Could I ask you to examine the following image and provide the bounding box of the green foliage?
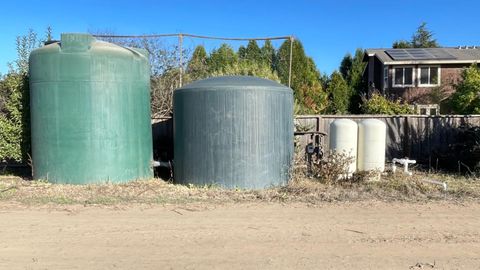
[186,43,279,82]
[337,48,367,113]
[242,40,262,62]
[450,65,480,114]
[319,72,329,90]
[260,40,276,69]
[348,49,366,92]
[339,53,352,79]
[0,28,47,162]
[326,71,350,114]
[8,29,39,75]
[392,22,439,48]
[185,38,327,114]
[361,93,413,115]
[276,39,328,114]
[347,49,366,113]
[186,45,208,81]
[411,22,439,48]
[0,74,30,162]
[210,61,279,81]
[392,40,412,49]
[207,44,238,73]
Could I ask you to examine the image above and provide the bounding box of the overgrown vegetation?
[0,74,30,162]
[361,93,414,115]
[337,48,367,113]
[0,29,46,162]
[325,71,350,114]
[448,125,480,174]
[1,170,479,206]
[310,151,356,184]
[450,64,480,114]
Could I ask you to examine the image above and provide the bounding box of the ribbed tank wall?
[357,119,386,172]
[173,76,294,189]
[329,119,358,176]
[29,33,153,184]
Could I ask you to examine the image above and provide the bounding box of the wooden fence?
[152,115,480,169]
[295,115,480,169]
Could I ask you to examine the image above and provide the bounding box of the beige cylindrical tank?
[357,119,387,172]
[329,119,358,177]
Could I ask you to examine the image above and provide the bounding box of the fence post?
[403,115,410,158]
[178,33,183,87]
[427,116,432,171]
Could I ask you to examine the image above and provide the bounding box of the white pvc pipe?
[392,158,416,176]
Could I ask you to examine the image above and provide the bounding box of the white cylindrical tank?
[329,119,358,177]
[357,119,387,172]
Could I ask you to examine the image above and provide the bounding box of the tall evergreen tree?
[186,45,208,80]
[392,40,412,48]
[207,43,238,73]
[348,48,366,92]
[237,45,247,59]
[260,40,276,69]
[339,53,352,79]
[347,49,367,113]
[243,40,262,62]
[338,48,366,113]
[276,39,327,113]
[326,71,350,114]
[411,22,439,48]
[392,22,439,48]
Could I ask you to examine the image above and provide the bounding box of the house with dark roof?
[363,47,480,113]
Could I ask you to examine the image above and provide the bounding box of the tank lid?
[44,40,59,46]
[60,33,95,52]
[177,76,290,91]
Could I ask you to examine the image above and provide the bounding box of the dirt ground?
[1,202,479,270]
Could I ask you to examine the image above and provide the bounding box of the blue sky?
[0,0,479,75]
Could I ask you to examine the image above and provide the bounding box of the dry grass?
[1,171,480,207]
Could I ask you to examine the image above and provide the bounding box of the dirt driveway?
[1,202,479,269]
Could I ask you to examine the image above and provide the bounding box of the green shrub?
[0,29,41,163]
[0,73,30,162]
[450,64,480,114]
[361,93,413,115]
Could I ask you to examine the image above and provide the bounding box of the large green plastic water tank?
[29,33,153,184]
[174,76,294,189]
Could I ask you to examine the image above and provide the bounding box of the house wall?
[373,57,383,91]
[386,64,467,104]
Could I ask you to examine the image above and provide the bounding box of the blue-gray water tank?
[173,76,294,189]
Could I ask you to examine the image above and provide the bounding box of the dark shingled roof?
[365,47,480,64]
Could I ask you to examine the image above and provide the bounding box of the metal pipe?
[178,34,183,87]
[93,33,292,41]
[421,179,448,191]
[288,36,294,88]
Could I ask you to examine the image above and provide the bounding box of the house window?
[383,66,388,90]
[393,67,414,87]
[418,66,440,86]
